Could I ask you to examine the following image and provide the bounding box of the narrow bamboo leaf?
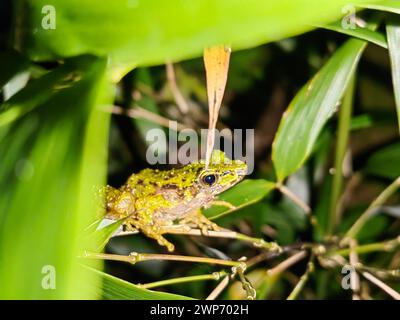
[318,20,387,49]
[272,38,367,181]
[203,179,275,220]
[386,18,400,131]
[0,56,112,299]
[83,266,194,300]
[18,0,380,71]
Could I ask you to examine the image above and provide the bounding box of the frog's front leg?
[208,200,236,211]
[126,214,175,252]
[178,209,220,235]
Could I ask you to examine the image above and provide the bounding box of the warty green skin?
[104,151,247,251]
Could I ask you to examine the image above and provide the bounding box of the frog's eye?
[200,173,218,186]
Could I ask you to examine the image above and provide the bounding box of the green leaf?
[0,50,30,89]
[319,20,387,49]
[272,38,367,181]
[85,219,126,252]
[0,56,113,299]
[364,143,400,179]
[386,17,400,131]
[0,61,87,125]
[203,179,275,220]
[359,0,400,14]
[18,0,382,73]
[83,266,194,300]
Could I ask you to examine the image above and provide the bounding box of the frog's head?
[195,150,247,196]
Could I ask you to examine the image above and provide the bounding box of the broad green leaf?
[386,18,400,131]
[319,20,388,49]
[364,143,400,179]
[84,266,194,300]
[0,61,86,125]
[203,179,275,220]
[18,0,382,73]
[0,56,113,299]
[272,38,367,181]
[359,0,400,14]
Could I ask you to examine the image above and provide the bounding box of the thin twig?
[331,237,400,256]
[160,227,282,252]
[277,184,312,215]
[83,251,243,268]
[206,275,230,300]
[349,238,361,299]
[267,251,308,277]
[336,172,362,226]
[346,177,400,238]
[361,271,400,300]
[166,62,190,114]
[287,256,315,300]
[140,271,227,289]
[110,225,282,252]
[319,253,400,300]
[110,105,188,131]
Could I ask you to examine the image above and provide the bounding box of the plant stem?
[361,271,400,300]
[140,271,227,289]
[287,256,314,300]
[165,62,190,114]
[162,227,282,253]
[345,177,400,238]
[206,275,230,300]
[331,237,400,256]
[328,74,355,236]
[110,104,188,130]
[83,251,243,268]
[349,238,361,299]
[267,251,308,277]
[277,184,311,214]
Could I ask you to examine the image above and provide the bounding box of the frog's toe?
[199,219,220,234]
[156,236,175,252]
[210,221,220,231]
[161,240,175,252]
[166,242,175,252]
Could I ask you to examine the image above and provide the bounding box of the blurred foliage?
[1,0,399,300]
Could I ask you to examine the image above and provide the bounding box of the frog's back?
[104,165,204,221]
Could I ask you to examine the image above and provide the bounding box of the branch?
[361,271,400,300]
[267,251,308,277]
[140,271,227,289]
[277,184,312,215]
[83,251,243,268]
[206,275,230,300]
[346,177,400,238]
[165,62,190,114]
[287,256,315,300]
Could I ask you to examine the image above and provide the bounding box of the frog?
[104,150,247,252]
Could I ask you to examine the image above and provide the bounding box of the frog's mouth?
[236,168,248,177]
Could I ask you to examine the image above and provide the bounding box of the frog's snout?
[235,161,248,177]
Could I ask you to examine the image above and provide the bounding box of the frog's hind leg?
[125,216,175,252]
[178,209,220,235]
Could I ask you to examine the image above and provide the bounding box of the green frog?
[104,150,247,251]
